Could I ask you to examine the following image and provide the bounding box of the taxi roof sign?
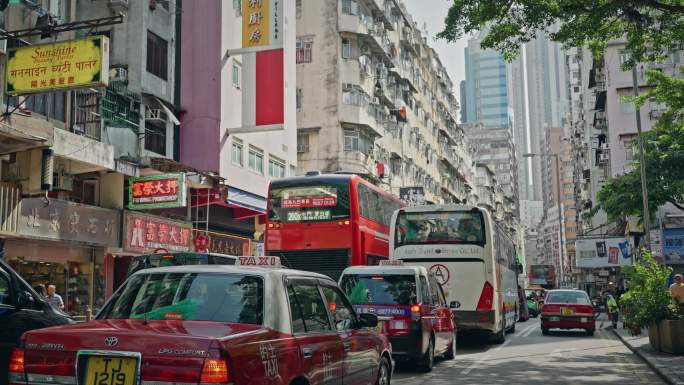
[379,260,404,266]
[237,256,282,268]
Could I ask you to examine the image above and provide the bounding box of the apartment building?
[462,122,519,228]
[295,0,473,205]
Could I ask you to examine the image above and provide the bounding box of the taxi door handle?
[343,342,351,352]
[302,347,314,359]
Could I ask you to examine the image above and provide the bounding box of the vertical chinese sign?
[238,0,284,131]
[6,36,109,95]
[128,173,187,210]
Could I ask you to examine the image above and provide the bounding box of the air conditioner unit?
[371,97,380,104]
[598,153,609,162]
[600,143,609,150]
[110,67,128,83]
[0,39,7,56]
[53,174,74,192]
[108,0,129,12]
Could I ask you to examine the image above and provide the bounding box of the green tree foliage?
[594,69,684,220]
[620,252,682,332]
[438,0,684,62]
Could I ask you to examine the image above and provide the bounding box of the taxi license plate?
[562,308,575,316]
[84,356,137,385]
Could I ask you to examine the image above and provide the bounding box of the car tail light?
[476,282,494,311]
[410,305,421,321]
[9,349,24,373]
[200,350,230,384]
[543,305,560,313]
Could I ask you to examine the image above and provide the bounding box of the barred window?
[296,37,313,64]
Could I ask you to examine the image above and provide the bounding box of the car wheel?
[419,337,435,372]
[376,356,391,385]
[507,321,516,334]
[586,328,595,336]
[444,334,456,360]
[541,326,550,335]
[491,321,506,344]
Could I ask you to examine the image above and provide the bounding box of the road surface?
[393,317,665,385]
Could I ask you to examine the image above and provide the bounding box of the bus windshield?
[394,211,486,247]
[268,183,350,223]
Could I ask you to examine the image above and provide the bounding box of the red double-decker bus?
[266,173,403,280]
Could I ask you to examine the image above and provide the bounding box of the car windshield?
[340,274,417,305]
[100,272,263,324]
[546,291,591,305]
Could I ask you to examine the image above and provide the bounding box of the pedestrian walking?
[670,274,684,303]
[45,284,64,310]
[606,294,619,328]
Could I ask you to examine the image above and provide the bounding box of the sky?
[402,0,469,109]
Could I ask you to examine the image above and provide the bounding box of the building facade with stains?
[294,0,475,205]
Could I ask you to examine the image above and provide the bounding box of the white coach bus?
[389,205,519,343]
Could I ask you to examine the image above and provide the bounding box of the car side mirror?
[358,313,378,328]
[17,290,35,309]
[450,300,461,309]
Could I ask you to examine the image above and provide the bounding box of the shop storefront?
[107,211,193,294]
[4,198,120,320]
[575,236,632,298]
[197,229,251,256]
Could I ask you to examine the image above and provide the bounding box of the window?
[419,276,431,304]
[232,62,241,89]
[269,156,286,178]
[287,285,307,333]
[297,133,310,153]
[343,126,373,153]
[248,146,264,174]
[101,273,264,324]
[342,38,352,59]
[296,37,313,64]
[232,139,244,166]
[624,137,636,161]
[288,282,331,332]
[340,274,417,305]
[296,0,301,18]
[0,272,11,305]
[619,50,631,69]
[429,276,446,305]
[296,88,303,110]
[320,286,356,331]
[289,165,296,177]
[144,121,166,155]
[147,31,168,80]
[342,0,359,15]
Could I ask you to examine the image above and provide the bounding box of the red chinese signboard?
[204,231,251,256]
[194,232,210,252]
[123,212,193,254]
[281,196,337,208]
[128,173,187,210]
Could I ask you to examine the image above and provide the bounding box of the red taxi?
[339,263,455,372]
[9,258,393,385]
[541,289,596,336]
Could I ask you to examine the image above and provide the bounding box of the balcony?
[338,150,376,175]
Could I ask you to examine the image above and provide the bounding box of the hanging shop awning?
[226,187,266,219]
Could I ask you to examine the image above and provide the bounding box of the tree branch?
[640,0,684,13]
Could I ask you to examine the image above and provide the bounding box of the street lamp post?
[632,65,651,251]
[525,153,564,288]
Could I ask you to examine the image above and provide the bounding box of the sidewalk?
[611,324,684,385]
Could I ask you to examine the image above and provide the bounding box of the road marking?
[515,323,536,337]
[461,355,491,375]
[551,348,579,358]
[521,325,537,337]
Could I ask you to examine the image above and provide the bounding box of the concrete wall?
[180,0,222,172]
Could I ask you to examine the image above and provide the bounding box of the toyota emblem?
[104,336,118,347]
